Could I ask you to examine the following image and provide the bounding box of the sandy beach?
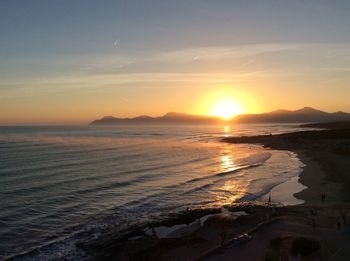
[77,122,350,261]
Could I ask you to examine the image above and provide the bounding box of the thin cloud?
[113,39,119,48]
[158,43,300,62]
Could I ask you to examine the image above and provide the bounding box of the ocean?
[0,124,311,260]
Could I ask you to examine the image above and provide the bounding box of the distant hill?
[301,121,350,130]
[90,107,350,125]
[90,112,221,125]
[234,107,350,123]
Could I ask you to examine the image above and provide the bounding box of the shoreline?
[293,150,342,204]
[76,124,350,260]
[223,127,350,205]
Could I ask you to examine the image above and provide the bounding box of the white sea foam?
[234,151,272,166]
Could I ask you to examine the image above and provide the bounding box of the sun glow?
[210,100,243,120]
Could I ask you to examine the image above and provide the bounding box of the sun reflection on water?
[220,145,235,172]
[214,179,250,205]
[223,125,231,137]
[209,142,250,206]
[220,154,234,172]
[220,126,235,171]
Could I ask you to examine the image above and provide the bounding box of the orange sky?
[2,2,350,124]
[2,80,349,125]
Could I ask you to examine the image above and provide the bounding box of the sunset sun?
[210,100,243,120]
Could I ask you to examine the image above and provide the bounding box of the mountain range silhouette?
[90,107,350,125]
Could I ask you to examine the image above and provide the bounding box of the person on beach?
[340,209,348,225]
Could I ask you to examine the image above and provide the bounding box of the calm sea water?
[0,124,311,260]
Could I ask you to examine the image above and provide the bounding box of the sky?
[1,0,350,124]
